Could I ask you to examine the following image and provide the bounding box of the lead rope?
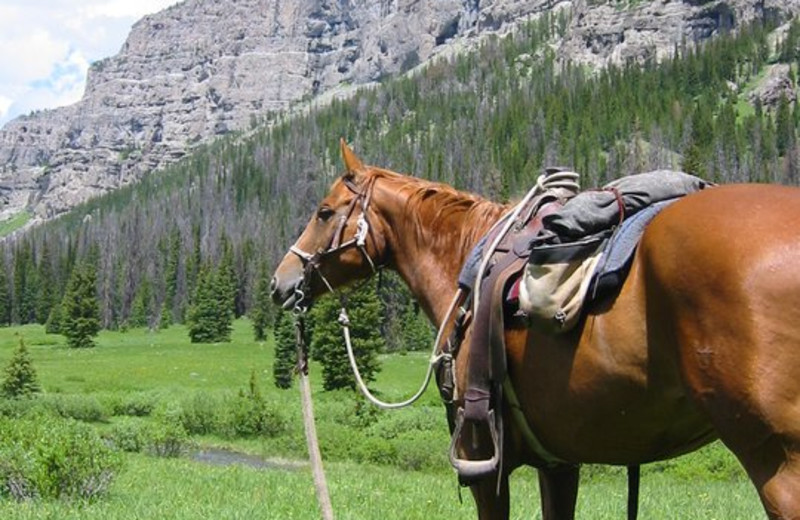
[294,313,334,520]
[338,287,464,410]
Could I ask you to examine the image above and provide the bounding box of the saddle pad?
[589,198,677,299]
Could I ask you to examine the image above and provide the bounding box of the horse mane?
[366,167,508,255]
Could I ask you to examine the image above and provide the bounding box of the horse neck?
[373,174,507,327]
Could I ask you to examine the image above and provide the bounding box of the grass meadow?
[0,320,764,519]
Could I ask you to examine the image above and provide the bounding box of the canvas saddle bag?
[518,234,607,333]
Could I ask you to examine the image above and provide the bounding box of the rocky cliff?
[1,0,798,222]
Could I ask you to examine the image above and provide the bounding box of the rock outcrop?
[1,0,798,222]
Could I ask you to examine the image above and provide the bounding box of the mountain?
[2,5,799,331]
[1,0,798,225]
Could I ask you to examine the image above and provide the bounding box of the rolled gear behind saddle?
[519,170,713,334]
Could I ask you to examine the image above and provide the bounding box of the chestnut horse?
[271,141,800,519]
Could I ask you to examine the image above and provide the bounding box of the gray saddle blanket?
[588,198,675,299]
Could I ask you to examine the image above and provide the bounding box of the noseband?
[288,175,380,311]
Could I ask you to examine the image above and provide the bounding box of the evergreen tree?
[162,227,181,326]
[273,310,296,389]
[218,233,238,318]
[0,266,10,326]
[682,142,707,179]
[129,278,153,328]
[158,304,172,330]
[310,281,383,391]
[251,262,274,342]
[45,301,63,334]
[62,263,101,349]
[310,294,351,391]
[187,263,232,343]
[776,94,795,157]
[400,302,434,352]
[1,338,41,398]
[35,243,55,325]
[13,241,37,324]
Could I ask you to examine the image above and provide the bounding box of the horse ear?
[340,138,365,178]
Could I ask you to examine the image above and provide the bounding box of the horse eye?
[317,207,335,221]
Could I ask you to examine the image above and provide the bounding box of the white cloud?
[81,0,182,20]
[0,0,182,127]
[0,96,12,122]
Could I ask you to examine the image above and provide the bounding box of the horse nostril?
[269,276,278,294]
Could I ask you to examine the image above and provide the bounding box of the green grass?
[0,320,766,518]
[0,457,762,519]
[0,210,32,237]
[2,322,274,395]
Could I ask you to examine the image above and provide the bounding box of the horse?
[271,140,800,519]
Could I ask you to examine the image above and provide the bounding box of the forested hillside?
[1,13,799,335]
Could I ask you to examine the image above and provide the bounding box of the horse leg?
[761,454,800,520]
[538,465,579,520]
[735,440,800,519]
[470,474,510,520]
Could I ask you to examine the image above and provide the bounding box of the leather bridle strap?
[287,176,380,310]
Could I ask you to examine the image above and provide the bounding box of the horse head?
[271,139,389,310]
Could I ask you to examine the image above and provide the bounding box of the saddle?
[441,169,713,484]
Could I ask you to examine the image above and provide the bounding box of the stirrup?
[448,407,500,482]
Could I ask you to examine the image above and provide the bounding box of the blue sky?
[0,0,182,127]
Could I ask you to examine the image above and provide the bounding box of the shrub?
[223,391,286,438]
[0,415,122,501]
[222,372,287,438]
[147,420,190,458]
[41,394,109,423]
[352,436,398,466]
[104,418,150,453]
[174,392,223,435]
[110,391,160,417]
[366,407,441,440]
[392,431,448,471]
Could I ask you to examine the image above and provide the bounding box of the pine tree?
[13,241,37,324]
[273,311,296,389]
[218,233,238,318]
[776,94,795,157]
[62,262,101,349]
[187,263,232,343]
[1,338,41,398]
[310,281,383,391]
[129,278,153,328]
[162,227,181,327]
[45,301,63,334]
[0,266,10,326]
[251,262,274,342]
[400,302,434,352]
[682,141,707,179]
[35,243,55,325]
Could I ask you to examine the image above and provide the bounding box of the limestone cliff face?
[1,0,798,221]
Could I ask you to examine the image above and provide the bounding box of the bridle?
[287,175,380,312]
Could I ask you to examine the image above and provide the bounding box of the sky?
[0,0,183,128]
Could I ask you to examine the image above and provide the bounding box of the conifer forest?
[2,14,800,349]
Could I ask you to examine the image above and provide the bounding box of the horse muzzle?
[270,274,305,310]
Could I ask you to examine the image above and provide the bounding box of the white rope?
[338,289,464,409]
